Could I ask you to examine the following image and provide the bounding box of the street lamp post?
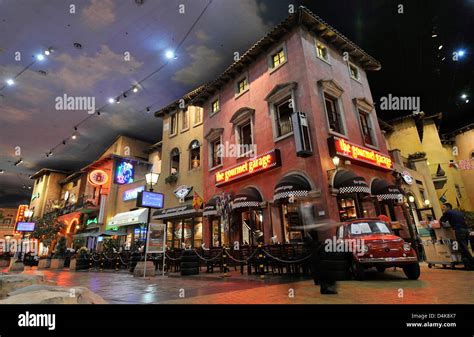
[143,172,160,278]
[19,209,33,262]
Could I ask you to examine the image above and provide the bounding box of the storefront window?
[166,217,203,249]
[338,197,357,221]
[361,199,377,218]
[280,204,302,243]
[166,221,173,248]
[189,140,200,170]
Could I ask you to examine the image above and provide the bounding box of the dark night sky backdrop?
[0,0,473,207]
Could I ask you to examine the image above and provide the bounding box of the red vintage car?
[336,218,420,280]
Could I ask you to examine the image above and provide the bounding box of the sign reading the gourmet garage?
[215,149,281,186]
[329,137,393,170]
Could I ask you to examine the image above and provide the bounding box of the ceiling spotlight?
[72,133,77,140]
[74,126,78,131]
[96,111,101,116]
[431,34,437,38]
[456,49,466,57]
[438,45,443,50]
[14,158,23,166]
[461,94,467,99]
[133,86,139,93]
[46,151,53,157]
[36,54,45,61]
[123,93,127,98]
[108,98,114,104]
[62,140,66,145]
[165,50,175,59]
[146,107,151,112]
[116,98,120,104]
[466,99,470,103]
[44,47,53,55]
[6,78,14,86]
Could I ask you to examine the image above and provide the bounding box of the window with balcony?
[315,40,329,62]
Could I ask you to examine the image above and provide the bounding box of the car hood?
[355,233,403,243]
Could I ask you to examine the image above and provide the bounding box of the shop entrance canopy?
[203,196,219,216]
[371,178,403,201]
[108,208,148,228]
[232,187,263,210]
[333,170,370,195]
[273,174,311,202]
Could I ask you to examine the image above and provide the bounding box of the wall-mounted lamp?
[408,196,415,203]
[332,156,340,167]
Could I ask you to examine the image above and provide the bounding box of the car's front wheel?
[351,259,365,280]
[403,263,421,280]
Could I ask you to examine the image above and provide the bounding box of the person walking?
[440,203,474,270]
[305,230,350,294]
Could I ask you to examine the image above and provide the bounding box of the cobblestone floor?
[19,263,473,304]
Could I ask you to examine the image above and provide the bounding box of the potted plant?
[51,236,67,269]
[0,252,12,268]
[74,246,90,270]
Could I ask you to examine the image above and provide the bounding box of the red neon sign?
[15,205,28,224]
[215,149,281,186]
[332,137,393,170]
[88,169,109,186]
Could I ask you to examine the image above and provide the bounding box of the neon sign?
[115,160,134,185]
[330,137,393,170]
[215,149,281,186]
[88,169,109,186]
[123,186,145,201]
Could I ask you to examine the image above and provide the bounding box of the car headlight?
[403,243,411,252]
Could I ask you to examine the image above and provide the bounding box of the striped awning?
[203,196,218,216]
[232,187,263,210]
[333,170,370,195]
[371,178,403,201]
[274,175,311,202]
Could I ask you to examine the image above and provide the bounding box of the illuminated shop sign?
[329,137,393,170]
[15,222,35,232]
[123,186,145,201]
[115,160,135,185]
[86,217,98,226]
[15,205,28,224]
[137,191,164,209]
[215,149,281,186]
[88,169,109,186]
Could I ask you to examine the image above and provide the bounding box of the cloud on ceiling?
[53,44,143,92]
[82,0,116,29]
[172,45,223,85]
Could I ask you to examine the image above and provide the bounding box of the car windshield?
[349,221,391,235]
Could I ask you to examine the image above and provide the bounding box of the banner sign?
[215,149,281,186]
[328,136,393,170]
[123,186,145,201]
[146,223,166,253]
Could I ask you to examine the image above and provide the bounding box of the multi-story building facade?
[383,113,472,213]
[0,207,20,240]
[441,124,474,211]
[192,7,407,247]
[151,88,205,249]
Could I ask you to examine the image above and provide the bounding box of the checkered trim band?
[203,210,218,216]
[338,186,371,194]
[377,193,403,201]
[232,201,260,209]
[274,190,309,201]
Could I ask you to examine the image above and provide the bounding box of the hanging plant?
[165,174,178,184]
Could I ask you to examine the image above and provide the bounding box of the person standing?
[440,203,474,270]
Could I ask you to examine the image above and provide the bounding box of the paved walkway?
[19,263,473,304]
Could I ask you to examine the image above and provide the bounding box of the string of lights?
[1,1,212,166]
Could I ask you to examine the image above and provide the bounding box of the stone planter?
[50,259,65,269]
[37,259,51,269]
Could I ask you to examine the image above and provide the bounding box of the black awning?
[371,178,403,201]
[274,175,311,202]
[232,187,263,210]
[333,170,370,195]
[203,196,219,216]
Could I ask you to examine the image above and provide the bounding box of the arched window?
[170,148,180,175]
[189,140,200,169]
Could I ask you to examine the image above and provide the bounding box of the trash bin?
[180,250,199,276]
